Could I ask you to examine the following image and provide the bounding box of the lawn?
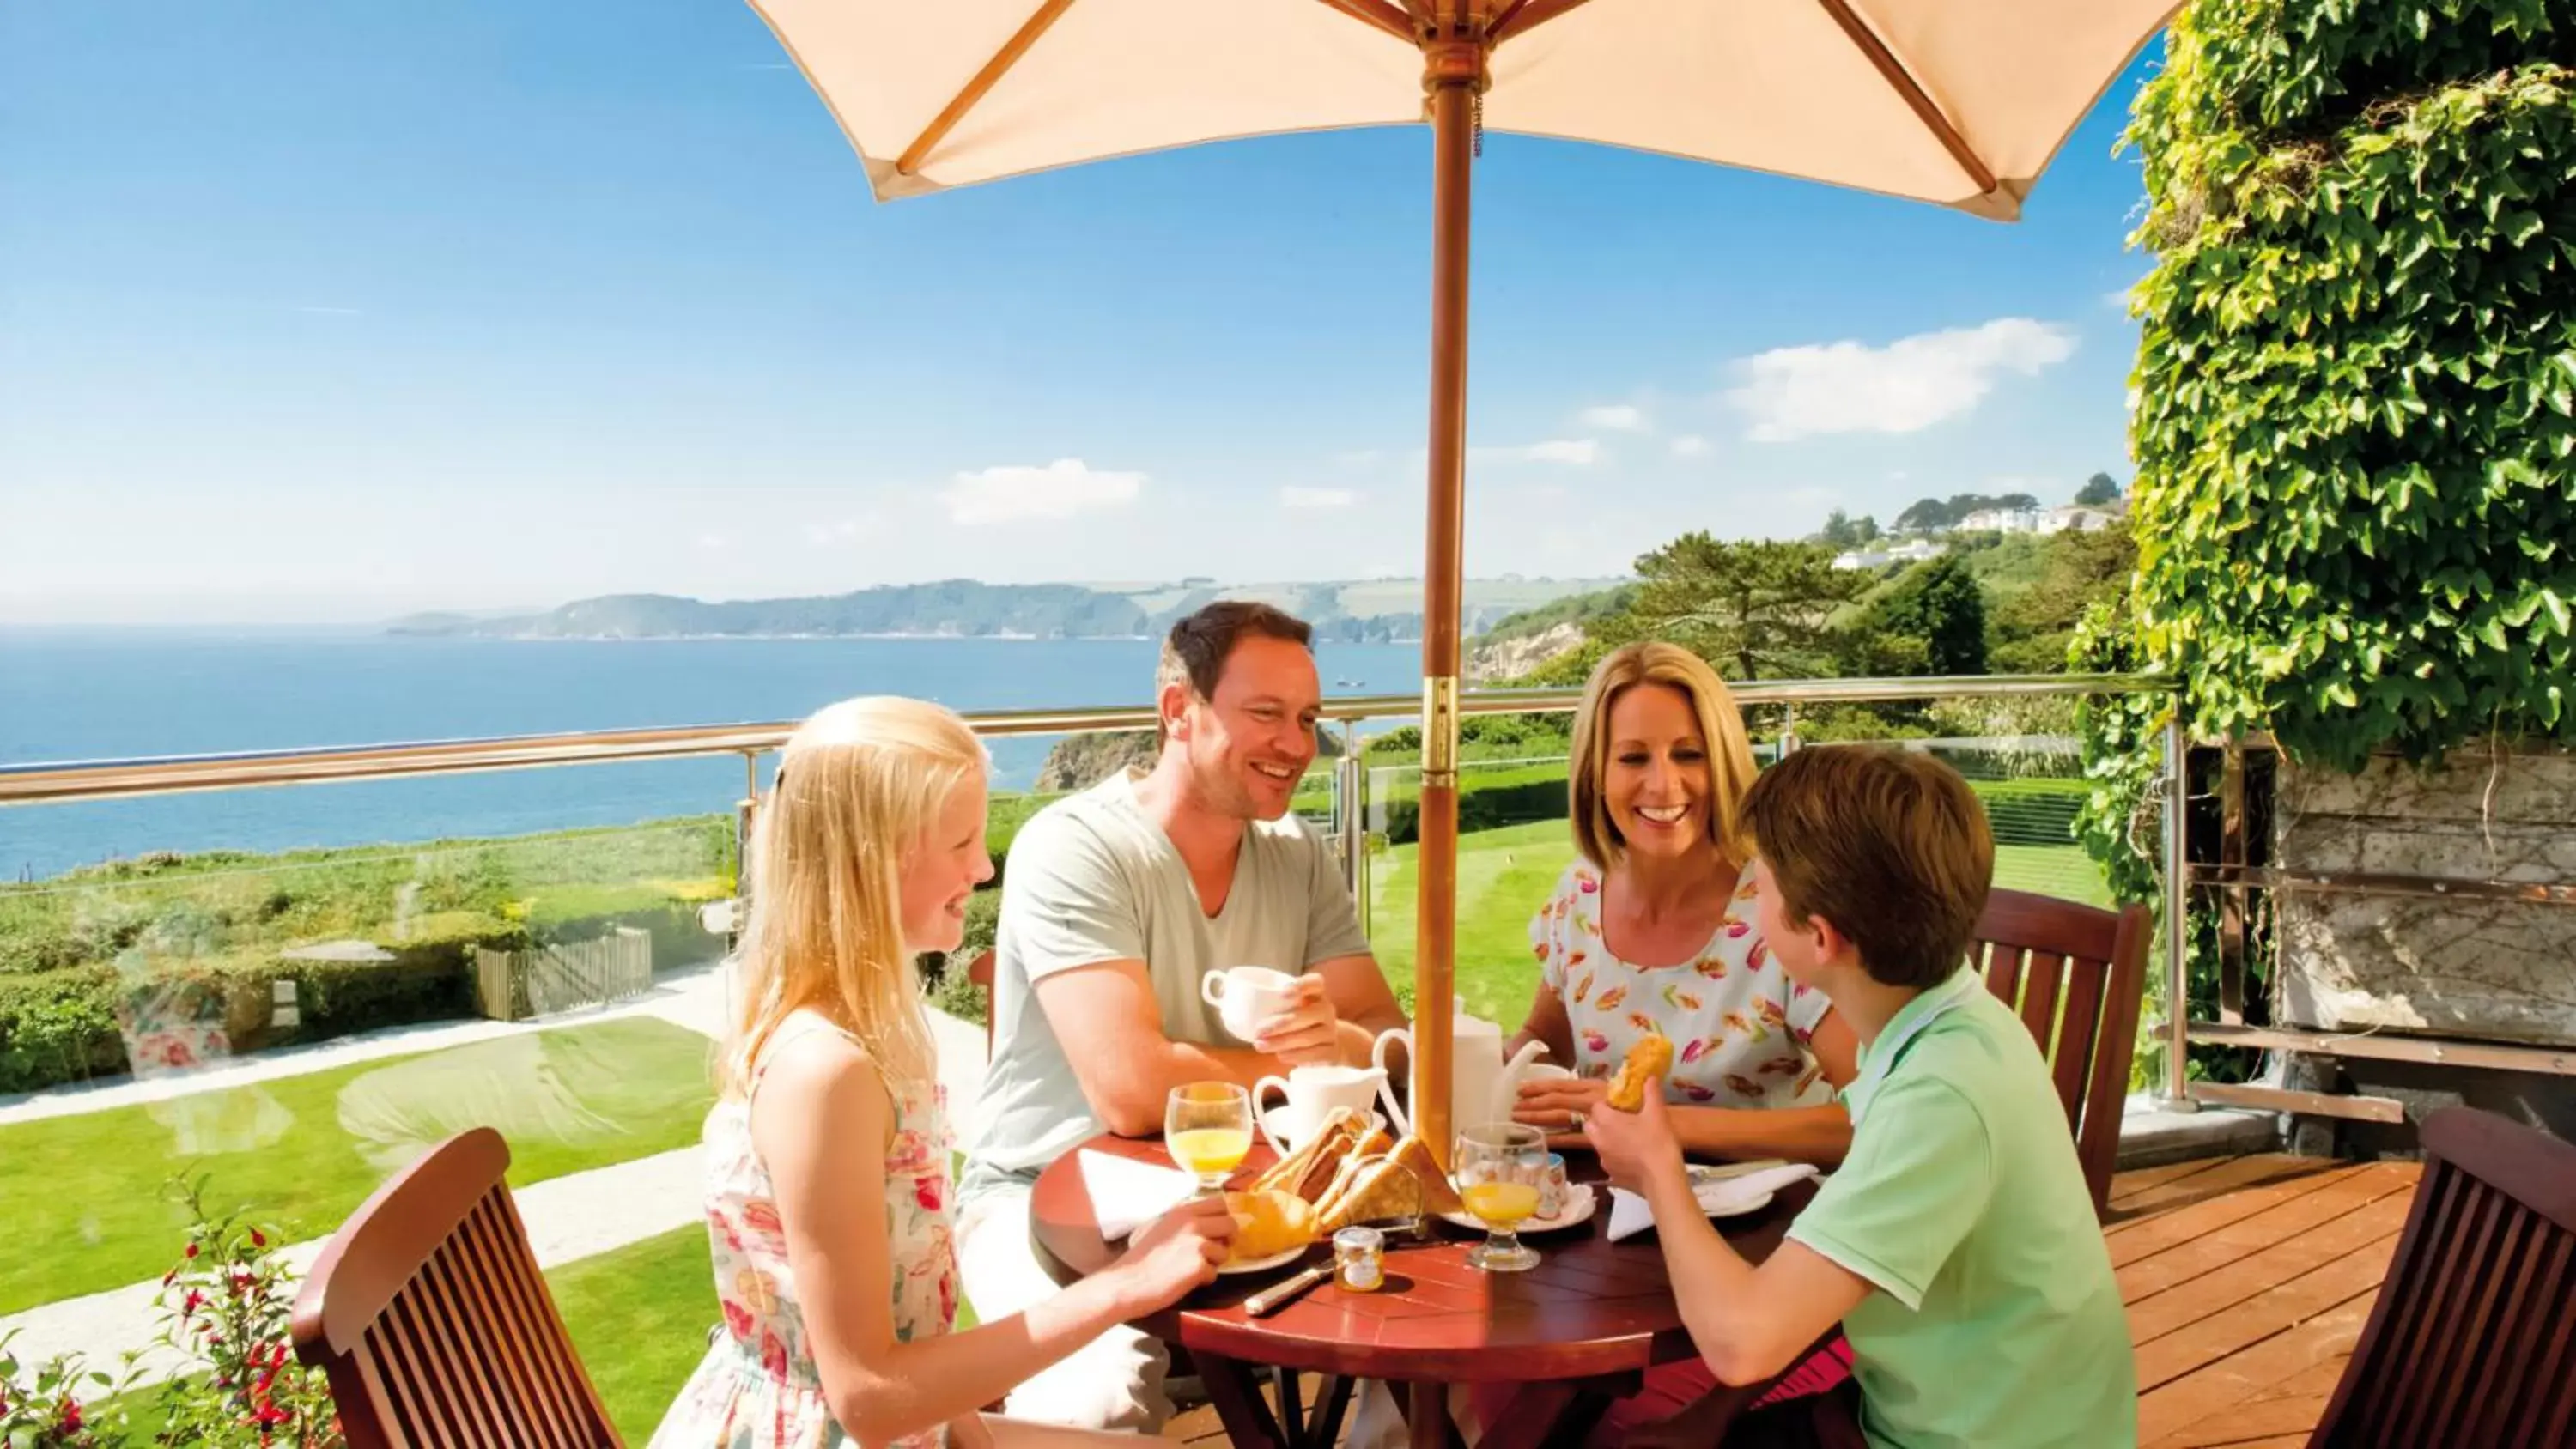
[0,1015,716,1314]
[1364,820,2113,1024]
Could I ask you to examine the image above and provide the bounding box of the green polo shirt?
[1787,974,2137,1448]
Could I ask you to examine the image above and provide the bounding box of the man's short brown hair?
[1741,746,1995,990]
[1157,601,1313,725]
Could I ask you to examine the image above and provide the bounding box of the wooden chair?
[2307,1106,2576,1447]
[1969,887,2153,1216]
[292,1127,622,1448]
[967,948,996,1056]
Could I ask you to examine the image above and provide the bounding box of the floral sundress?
[649,1019,961,1449]
[1532,859,1837,1106]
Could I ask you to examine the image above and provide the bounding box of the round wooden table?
[1030,1133,1818,1449]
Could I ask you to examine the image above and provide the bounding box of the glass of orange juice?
[1455,1122,1546,1272]
[1165,1082,1254,1196]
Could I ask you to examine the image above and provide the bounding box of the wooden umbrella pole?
[1413,33,1483,1178]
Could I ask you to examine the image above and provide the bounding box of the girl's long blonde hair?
[720,696,987,1100]
[1567,641,1760,873]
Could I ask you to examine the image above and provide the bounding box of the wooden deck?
[1162,1152,2419,1446]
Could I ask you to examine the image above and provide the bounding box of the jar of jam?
[1334,1225,1386,1292]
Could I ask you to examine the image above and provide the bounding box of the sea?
[0,629,1423,882]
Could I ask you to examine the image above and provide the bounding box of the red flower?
[913,1176,943,1212]
[723,1301,755,1342]
[60,1399,84,1432]
[250,1229,267,1248]
[186,1242,201,1258]
[184,1288,207,1316]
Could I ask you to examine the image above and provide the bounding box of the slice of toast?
[1387,1134,1464,1216]
[1249,1106,1357,1197]
[1315,1152,1423,1234]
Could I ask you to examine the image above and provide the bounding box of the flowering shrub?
[0,1331,137,1448]
[146,1178,341,1449]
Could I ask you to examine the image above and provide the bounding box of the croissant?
[1606,1034,1675,1112]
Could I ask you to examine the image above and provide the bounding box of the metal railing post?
[1335,722,1369,923]
[2161,712,2197,1109]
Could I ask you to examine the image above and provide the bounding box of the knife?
[1239,1218,1441,1317]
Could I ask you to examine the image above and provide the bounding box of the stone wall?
[2275,746,2576,1046]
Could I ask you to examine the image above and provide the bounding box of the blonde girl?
[651,697,1233,1449]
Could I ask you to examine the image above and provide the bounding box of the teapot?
[1370,1011,1551,1137]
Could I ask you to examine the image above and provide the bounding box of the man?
[1585,747,2136,1448]
[958,600,1409,1432]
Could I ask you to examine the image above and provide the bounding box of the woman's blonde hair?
[1568,641,1759,872]
[720,696,987,1099]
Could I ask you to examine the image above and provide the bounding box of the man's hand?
[1514,1074,1610,1131]
[1252,973,1345,1066]
[1583,1088,1688,1197]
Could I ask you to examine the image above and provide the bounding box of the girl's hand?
[1109,1197,1236,1313]
[1514,1075,1609,1131]
[1582,1089,1686,1197]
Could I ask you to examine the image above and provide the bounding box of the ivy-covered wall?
[2121,0,2574,772]
[2081,0,2576,1081]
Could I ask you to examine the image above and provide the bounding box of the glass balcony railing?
[0,674,2178,1439]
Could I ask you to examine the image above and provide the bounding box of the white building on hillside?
[1957,506,2047,533]
[1833,538,1950,570]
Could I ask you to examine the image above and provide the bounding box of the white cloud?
[1669,434,1711,458]
[940,458,1145,526]
[1473,439,1601,466]
[1280,486,1360,509]
[1722,318,2077,442]
[1578,403,1649,432]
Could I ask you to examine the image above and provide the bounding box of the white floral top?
[1531,860,1836,1107]
[649,1017,960,1449]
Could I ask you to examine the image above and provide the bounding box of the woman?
[650,697,1235,1449]
[1510,642,1860,1161]
[1485,643,1861,1445]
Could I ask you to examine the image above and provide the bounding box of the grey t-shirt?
[959,768,1374,1204]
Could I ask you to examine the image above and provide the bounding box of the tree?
[2075,472,2122,506]
[1895,497,1952,533]
[1604,534,1868,680]
[1818,509,1863,549]
[1861,555,1989,676]
[1853,513,1881,544]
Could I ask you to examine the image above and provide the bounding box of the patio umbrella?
[749,0,2176,1164]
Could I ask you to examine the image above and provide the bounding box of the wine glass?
[1165,1082,1254,1197]
[1454,1122,1546,1272]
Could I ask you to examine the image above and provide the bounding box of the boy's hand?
[1582,1088,1686,1197]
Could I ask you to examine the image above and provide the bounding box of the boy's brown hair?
[1740,746,1996,990]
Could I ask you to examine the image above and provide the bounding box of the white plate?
[1217,1245,1313,1276]
[1438,1183,1598,1234]
[1688,1159,1792,1185]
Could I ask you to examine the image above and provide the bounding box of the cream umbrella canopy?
[749,0,2175,1165]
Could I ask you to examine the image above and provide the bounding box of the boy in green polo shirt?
[1584,746,2136,1448]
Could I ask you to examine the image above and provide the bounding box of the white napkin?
[1605,1163,1820,1242]
[1078,1149,1197,1240]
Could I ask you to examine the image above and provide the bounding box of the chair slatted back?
[2312,1107,2576,1448]
[969,948,997,1056]
[1969,888,2153,1216]
[292,1127,622,1448]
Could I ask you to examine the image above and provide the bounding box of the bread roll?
[1222,1189,1319,1262]
[1605,1034,1675,1112]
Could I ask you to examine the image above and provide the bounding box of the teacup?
[1200,965,1299,1043]
[1254,1063,1390,1154]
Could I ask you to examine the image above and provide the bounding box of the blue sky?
[1,2,2160,625]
